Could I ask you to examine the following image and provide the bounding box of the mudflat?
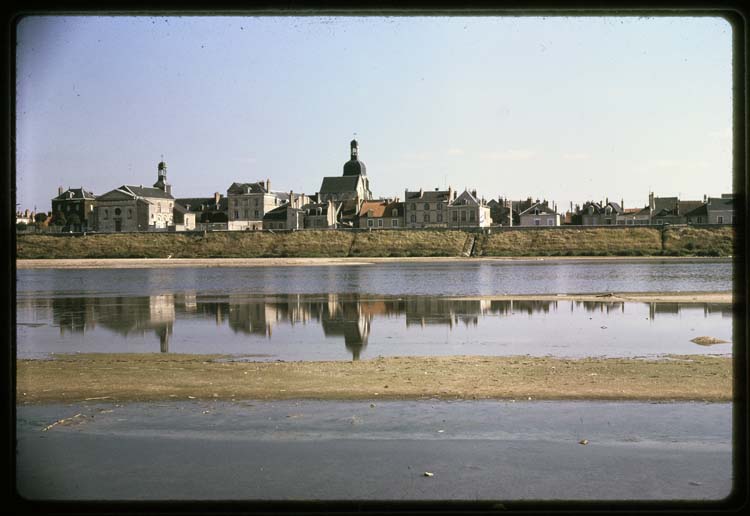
[16,353,732,404]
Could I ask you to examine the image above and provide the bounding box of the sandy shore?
[16,255,732,270]
[16,353,732,404]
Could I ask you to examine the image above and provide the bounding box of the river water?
[16,260,734,360]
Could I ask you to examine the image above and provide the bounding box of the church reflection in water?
[38,294,733,360]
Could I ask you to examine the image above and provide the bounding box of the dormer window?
[392,209,398,217]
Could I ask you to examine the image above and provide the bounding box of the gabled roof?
[228,182,267,195]
[319,176,362,194]
[53,187,96,201]
[302,202,336,216]
[683,203,708,217]
[452,190,480,206]
[124,185,174,199]
[359,200,388,218]
[519,202,557,216]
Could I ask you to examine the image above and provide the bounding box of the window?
[254,210,260,218]
[392,209,398,217]
[368,219,374,227]
[534,219,540,226]
[437,203,443,211]
[127,209,132,219]
[392,219,399,227]
[452,211,458,222]
[469,211,475,222]
[437,213,443,222]
[657,219,663,225]
[244,209,249,218]
[423,213,430,223]
[717,216,724,224]
[378,219,383,227]
[461,211,467,222]
[424,203,430,211]
[411,203,416,210]
[157,204,161,213]
[114,208,121,216]
[410,214,416,223]
[234,199,239,207]
[547,219,554,226]
[103,209,109,220]
[254,199,259,206]
[234,210,239,219]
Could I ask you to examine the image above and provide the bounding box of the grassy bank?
[16,226,735,259]
[17,353,732,404]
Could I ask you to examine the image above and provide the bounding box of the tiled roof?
[176,197,225,212]
[359,200,387,218]
[453,190,480,206]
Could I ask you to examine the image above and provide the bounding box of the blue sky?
[16,15,732,213]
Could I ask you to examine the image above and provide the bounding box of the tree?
[52,211,67,226]
[67,213,81,228]
[16,221,27,232]
[34,212,47,224]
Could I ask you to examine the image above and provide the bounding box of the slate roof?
[404,190,451,202]
[683,204,708,217]
[319,176,362,194]
[176,197,228,212]
[123,185,174,199]
[53,188,96,200]
[343,158,367,177]
[708,196,734,208]
[519,202,557,216]
[263,204,290,221]
[302,202,333,216]
[452,190,480,206]
[228,182,267,194]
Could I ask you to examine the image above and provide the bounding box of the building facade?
[51,187,97,231]
[357,199,405,229]
[226,179,289,230]
[95,162,174,232]
[403,187,455,228]
[519,202,560,226]
[447,190,491,228]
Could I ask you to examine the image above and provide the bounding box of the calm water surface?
[16,259,732,298]
[16,261,733,361]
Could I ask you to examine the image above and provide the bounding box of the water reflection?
[16,294,734,360]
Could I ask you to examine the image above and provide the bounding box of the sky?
[15,15,733,214]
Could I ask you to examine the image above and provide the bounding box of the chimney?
[703,194,707,203]
[214,192,220,207]
[621,198,624,210]
[58,186,63,196]
[649,192,655,211]
[419,188,423,197]
[266,178,270,192]
[472,189,477,198]
[605,196,609,206]
[289,190,294,208]
[448,185,453,201]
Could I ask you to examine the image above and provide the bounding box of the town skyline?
[16,15,733,213]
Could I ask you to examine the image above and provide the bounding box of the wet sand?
[16,353,732,404]
[15,255,732,270]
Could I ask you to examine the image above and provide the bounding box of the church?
[318,139,372,205]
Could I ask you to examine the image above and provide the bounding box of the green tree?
[67,213,81,228]
[52,211,67,226]
[34,212,47,224]
[16,221,27,232]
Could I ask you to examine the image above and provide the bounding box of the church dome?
[343,158,367,176]
[343,138,366,176]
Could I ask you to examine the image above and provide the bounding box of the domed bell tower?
[153,160,171,195]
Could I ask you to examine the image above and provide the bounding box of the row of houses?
[28,139,736,233]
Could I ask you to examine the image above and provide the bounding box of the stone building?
[95,161,174,232]
[403,187,455,228]
[357,199,405,229]
[262,192,311,230]
[51,187,97,231]
[226,179,290,230]
[518,201,560,226]
[706,195,735,224]
[447,189,491,228]
[175,192,228,225]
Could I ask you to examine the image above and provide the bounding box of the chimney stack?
[266,178,270,192]
[58,186,63,196]
[214,192,221,207]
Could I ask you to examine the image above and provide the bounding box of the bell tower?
[153,158,171,195]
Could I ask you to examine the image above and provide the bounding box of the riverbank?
[15,226,735,259]
[16,353,732,404]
